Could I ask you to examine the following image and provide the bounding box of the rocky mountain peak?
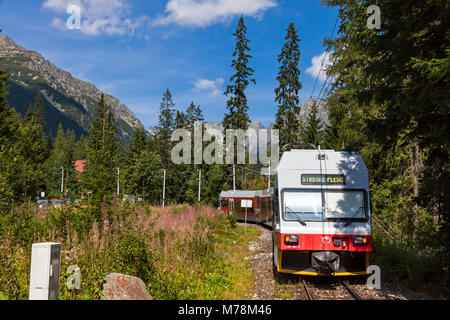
[0,34,144,141]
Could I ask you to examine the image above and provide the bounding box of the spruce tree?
[44,124,77,197]
[274,23,302,149]
[25,93,46,131]
[0,46,20,204]
[0,61,16,147]
[83,94,119,205]
[123,127,149,195]
[186,102,204,128]
[300,101,323,147]
[223,16,255,130]
[156,89,176,167]
[175,110,188,129]
[323,0,450,271]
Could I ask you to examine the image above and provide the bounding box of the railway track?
[340,279,363,300]
[302,277,364,300]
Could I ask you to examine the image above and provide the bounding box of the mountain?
[298,97,329,125]
[0,35,144,142]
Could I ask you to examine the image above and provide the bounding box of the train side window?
[220,199,228,209]
[273,190,280,223]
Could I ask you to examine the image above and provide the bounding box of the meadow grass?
[0,201,259,300]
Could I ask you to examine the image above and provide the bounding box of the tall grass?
[371,225,449,299]
[0,200,250,300]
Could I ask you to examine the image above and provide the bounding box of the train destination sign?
[301,174,346,185]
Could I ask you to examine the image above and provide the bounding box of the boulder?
[103,273,152,300]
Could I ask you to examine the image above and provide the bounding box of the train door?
[272,189,281,268]
[220,198,229,214]
[255,196,260,222]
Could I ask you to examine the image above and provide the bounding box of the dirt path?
[243,223,433,300]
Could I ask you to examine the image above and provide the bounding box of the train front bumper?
[277,250,370,276]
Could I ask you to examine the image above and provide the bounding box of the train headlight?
[284,235,299,244]
[353,236,368,245]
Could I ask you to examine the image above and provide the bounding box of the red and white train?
[220,149,372,276]
[219,189,273,224]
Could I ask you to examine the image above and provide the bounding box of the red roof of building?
[74,160,86,174]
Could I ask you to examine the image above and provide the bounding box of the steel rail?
[340,280,363,300]
[302,278,315,300]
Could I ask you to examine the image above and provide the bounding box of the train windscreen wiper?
[285,206,307,226]
[344,207,364,227]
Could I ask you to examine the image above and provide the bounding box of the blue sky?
[0,0,338,129]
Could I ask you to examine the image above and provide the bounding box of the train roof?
[220,188,273,199]
[275,149,369,189]
[276,149,367,171]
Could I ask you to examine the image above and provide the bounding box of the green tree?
[175,110,188,129]
[300,101,324,147]
[45,124,78,198]
[25,93,46,131]
[122,127,149,196]
[17,113,48,199]
[156,89,176,167]
[0,37,21,205]
[83,94,120,205]
[0,62,17,148]
[186,102,204,128]
[73,134,89,160]
[126,150,162,202]
[274,23,302,149]
[223,16,255,131]
[322,0,450,279]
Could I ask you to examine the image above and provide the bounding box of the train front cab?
[272,150,372,277]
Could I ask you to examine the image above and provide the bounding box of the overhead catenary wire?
[314,41,344,103]
[316,72,337,103]
[309,13,340,104]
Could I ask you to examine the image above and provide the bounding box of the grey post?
[60,167,64,194]
[233,165,236,191]
[163,169,166,209]
[198,169,202,203]
[117,167,120,196]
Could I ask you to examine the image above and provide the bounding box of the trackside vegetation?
[0,202,259,300]
[0,0,448,299]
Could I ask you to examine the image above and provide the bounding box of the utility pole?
[198,169,202,203]
[268,160,271,190]
[60,167,64,194]
[117,167,120,196]
[233,165,236,191]
[162,169,166,210]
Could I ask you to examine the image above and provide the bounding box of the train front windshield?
[282,190,366,222]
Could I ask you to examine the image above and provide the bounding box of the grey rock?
[103,273,152,300]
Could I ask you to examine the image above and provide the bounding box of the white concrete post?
[29,243,61,300]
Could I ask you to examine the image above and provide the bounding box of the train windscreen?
[282,190,366,222]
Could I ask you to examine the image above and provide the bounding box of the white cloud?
[194,78,224,97]
[42,0,150,36]
[306,51,333,82]
[153,0,278,27]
